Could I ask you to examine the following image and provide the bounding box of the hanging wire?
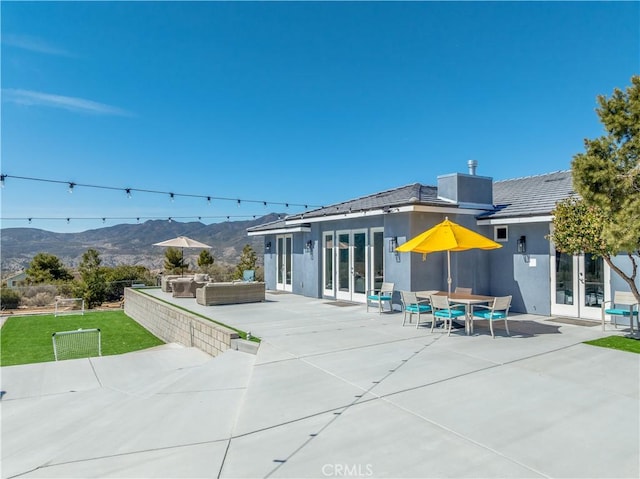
[0,173,321,209]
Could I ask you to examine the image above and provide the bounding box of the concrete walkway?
[2,291,638,478]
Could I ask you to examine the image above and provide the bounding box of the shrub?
[1,288,21,309]
[20,285,59,307]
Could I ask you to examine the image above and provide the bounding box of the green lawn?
[1,310,164,366]
[584,335,640,354]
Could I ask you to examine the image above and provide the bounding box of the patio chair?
[367,282,394,314]
[400,291,433,329]
[430,294,466,336]
[454,287,472,294]
[471,295,512,338]
[601,291,639,332]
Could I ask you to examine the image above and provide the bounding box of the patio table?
[416,291,494,335]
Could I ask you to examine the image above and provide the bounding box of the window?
[494,226,508,242]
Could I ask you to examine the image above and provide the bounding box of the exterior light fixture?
[265,241,272,252]
[305,240,313,253]
[518,236,527,254]
[389,236,398,253]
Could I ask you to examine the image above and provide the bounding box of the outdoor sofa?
[161,274,186,292]
[196,281,266,306]
[169,273,210,298]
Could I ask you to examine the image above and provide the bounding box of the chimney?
[467,159,478,175]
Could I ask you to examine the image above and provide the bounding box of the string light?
[169,192,175,202]
[0,173,323,209]
[0,214,278,224]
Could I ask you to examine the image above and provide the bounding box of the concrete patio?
[2,290,638,478]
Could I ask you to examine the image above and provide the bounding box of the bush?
[1,288,21,309]
[201,263,235,282]
[20,285,59,307]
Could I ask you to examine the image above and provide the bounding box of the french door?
[551,250,609,319]
[323,232,335,297]
[276,234,293,292]
[335,229,368,302]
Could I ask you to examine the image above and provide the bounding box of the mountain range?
[0,214,281,274]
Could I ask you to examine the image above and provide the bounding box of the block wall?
[124,288,239,357]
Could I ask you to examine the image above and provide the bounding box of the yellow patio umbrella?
[395,217,502,295]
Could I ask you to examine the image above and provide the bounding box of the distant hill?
[0,214,281,274]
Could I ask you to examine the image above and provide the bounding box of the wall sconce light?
[305,240,313,253]
[517,235,526,254]
[388,236,398,253]
[265,241,272,252]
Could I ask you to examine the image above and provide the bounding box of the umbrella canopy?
[395,218,502,295]
[153,236,212,276]
[153,236,212,249]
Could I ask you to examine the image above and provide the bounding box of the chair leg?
[504,318,510,336]
[489,320,495,338]
[416,311,421,329]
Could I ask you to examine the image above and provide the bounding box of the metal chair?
[400,291,433,329]
[430,294,466,336]
[601,291,639,332]
[366,282,394,314]
[472,295,512,338]
[454,287,472,294]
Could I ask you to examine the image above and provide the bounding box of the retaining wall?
[124,288,239,357]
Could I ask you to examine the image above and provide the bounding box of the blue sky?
[1,1,638,233]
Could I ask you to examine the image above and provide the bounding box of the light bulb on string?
[68,182,75,194]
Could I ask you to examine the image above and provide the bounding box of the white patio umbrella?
[153,236,212,276]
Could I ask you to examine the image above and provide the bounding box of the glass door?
[323,232,335,297]
[336,229,368,302]
[371,228,384,292]
[276,234,292,292]
[551,250,608,319]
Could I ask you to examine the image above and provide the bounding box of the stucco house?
[248,162,637,321]
[4,271,27,288]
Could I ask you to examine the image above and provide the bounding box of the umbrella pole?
[447,250,452,296]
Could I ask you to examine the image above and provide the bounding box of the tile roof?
[481,170,577,219]
[248,170,577,232]
[248,183,452,232]
[289,183,451,220]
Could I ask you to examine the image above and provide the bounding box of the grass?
[1,310,164,366]
[584,335,640,354]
